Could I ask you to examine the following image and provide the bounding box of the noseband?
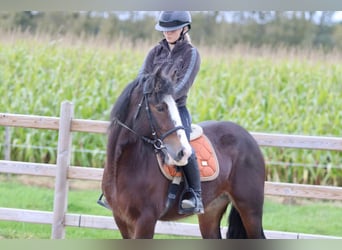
[114,92,184,151]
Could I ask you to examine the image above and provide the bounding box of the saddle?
[157,124,219,182]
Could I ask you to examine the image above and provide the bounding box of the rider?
[139,11,204,214]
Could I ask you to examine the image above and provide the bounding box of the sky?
[333,11,342,22]
[112,11,342,23]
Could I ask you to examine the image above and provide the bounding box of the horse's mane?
[109,78,140,124]
[106,77,141,179]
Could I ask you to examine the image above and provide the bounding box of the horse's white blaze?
[163,95,192,165]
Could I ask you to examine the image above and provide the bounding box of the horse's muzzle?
[164,145,192,166]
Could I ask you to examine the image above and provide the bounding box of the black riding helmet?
[155,11,191,39]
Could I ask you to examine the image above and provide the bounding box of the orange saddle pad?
[159,134,219,182]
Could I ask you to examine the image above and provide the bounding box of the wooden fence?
[1,101,342,239]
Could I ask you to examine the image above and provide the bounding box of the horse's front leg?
[113,214,132,239]
[132,212,158,239]
[115,209,158,238]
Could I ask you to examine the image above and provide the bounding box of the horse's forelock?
[152,72,174,103]
[150,63,175,97]
[138,72,172,107]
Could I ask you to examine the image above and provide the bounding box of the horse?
[101,68,266,239]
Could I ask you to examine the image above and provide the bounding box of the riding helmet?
[155,11,191,32]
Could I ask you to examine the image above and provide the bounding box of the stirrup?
[178,188,204,215]
[97,193,111,210]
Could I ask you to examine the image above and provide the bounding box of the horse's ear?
[168,65,178,83]
[148,64,164,92]
[142,74,153,94]
[153,64,164,78]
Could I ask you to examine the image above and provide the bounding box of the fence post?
[4,127,11,180]
[4,127,11,161]
[51,101,74,239]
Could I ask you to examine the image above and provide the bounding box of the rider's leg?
[178,105,204,214]
[181,152,204,214]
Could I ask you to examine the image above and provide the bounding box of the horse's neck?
[117,140,155,171]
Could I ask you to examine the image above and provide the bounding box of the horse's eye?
[156,104,165,112]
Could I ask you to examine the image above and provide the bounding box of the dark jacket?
[139,38,200,107]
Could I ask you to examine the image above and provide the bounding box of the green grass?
[0,175,341,239]
[263,199,342,236]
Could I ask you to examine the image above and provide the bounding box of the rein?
[114,93,184,151]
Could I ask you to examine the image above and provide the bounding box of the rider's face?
[163,28,183,44]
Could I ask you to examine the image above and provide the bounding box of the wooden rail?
[1,113,342,150]
[1,101,342,239]
[1,160,342,201]
[0,207,341,239]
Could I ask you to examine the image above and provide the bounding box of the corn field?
[0,34,342,186]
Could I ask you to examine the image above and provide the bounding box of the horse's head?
[133,68,192,166]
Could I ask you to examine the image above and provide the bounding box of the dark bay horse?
[101,69,266,239]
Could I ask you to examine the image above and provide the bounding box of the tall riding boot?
[181,153,204,214]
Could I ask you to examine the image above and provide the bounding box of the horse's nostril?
[177,149,184,161]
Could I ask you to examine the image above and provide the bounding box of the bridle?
[113,90,184,152]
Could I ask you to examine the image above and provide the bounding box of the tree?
[332,23,342,49]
